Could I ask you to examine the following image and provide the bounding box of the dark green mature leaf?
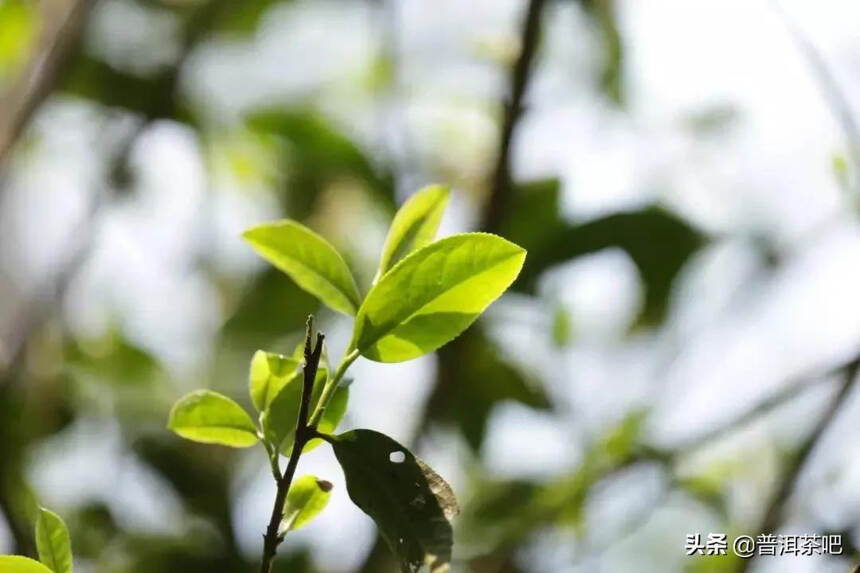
[330,430,459,573]
[248,351,300,412]
[498,179,567,258]
[36,508,73,573]
[376,185,450,279]
[428,326,551,451]
[0,556,54,573]
[352,234,526,363]
[503,179,705,325]
[280,475,333,533]
[62,55,171,118]
[247,109,396,214]
[526,207,703,325]
[168,391,259,448]
[67,502,117,560]
[244,220,362,316]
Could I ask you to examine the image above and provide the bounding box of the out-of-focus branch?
[772,3,860,193]
[359,3,548,571]
[483,0,546,233]
[738,357,860,572]
[0,0,95,170]
[0,0,229,555]
[0,133,104,553]
[669,354,860,456]
[415,0,548,439]
[456,351,860,567]
[0,0,229,379]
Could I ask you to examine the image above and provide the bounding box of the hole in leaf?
[389,451,406,463]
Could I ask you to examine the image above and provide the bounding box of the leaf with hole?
[0,556,55,573]
[330,429,459,573]
[280,475,333,533]
[36,508,73,573]
[376,185,450,279]
[351,233,526,362]
[243,220,361,316]
[249,350,301,412]
[168,390,259,448]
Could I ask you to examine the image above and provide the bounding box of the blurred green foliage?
[5,0,807,570]
[505,178,705,326]
[247,109,396,217]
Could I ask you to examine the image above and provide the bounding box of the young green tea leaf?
[0,556,55,572]
[168,390,259,448]
[376,185,450,279]
[331,430,459,573]
[280,475,333,533]
[243,220,361,316]
[35,508,73,573]
[262,367,348,454]
[249,350,301,412]
[351,233,526,362]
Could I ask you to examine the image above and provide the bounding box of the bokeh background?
[2,0,860,571]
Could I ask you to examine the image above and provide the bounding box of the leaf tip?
[425,183,450,200]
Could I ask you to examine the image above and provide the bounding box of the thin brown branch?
[259,317,324,573]
[483,0,546,233]
[0,0,95,169]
